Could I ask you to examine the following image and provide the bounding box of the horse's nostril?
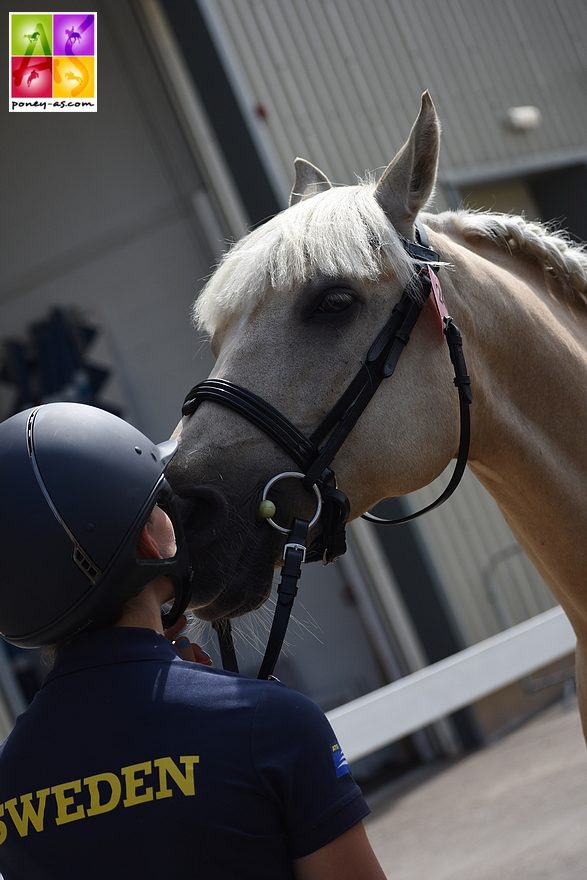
[175,485,229,549]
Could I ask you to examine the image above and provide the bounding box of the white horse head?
[169,94,460,613]
[169,92,587,712]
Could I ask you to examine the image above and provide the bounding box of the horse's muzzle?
[172,483,230,553]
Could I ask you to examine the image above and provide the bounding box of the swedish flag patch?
[331,742,350,778]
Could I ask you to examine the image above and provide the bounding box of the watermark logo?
[9,12,97,112]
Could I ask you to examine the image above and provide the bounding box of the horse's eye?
[315,289,355,315]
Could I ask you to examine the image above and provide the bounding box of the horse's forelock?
[193,183,415,334]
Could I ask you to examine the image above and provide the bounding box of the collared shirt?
[0,627,368,879]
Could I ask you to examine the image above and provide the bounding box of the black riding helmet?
[0,402,192,648]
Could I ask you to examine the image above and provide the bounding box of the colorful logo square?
[9,12,97,112]
[10,13,53,56]
[11,56,53,98]
[53,13,95,56]
[54,55,95,99]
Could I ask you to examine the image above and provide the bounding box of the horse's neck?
[441,232,587,635]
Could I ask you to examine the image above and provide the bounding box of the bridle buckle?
[282,542,307,564]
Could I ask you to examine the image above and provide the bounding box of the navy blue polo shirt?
[0,627,369,879]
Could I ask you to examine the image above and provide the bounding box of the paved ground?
[365,699,587,879]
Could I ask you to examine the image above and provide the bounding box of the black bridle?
[181,223,472,678]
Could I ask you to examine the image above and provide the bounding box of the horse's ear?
[375,91,440,235]
[289,157,332,206]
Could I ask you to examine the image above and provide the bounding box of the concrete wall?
[201,0,587,206]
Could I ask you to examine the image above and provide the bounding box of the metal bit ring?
[261,471,322,536]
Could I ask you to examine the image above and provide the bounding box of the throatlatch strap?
[362,316,472,526]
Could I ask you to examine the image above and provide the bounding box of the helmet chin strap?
[156,484,194,630]
[160,572,194,630]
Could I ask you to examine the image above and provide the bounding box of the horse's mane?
[429,210,587,296]
[194,182,417,334]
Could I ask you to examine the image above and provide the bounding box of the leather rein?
[181,223,472,679]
